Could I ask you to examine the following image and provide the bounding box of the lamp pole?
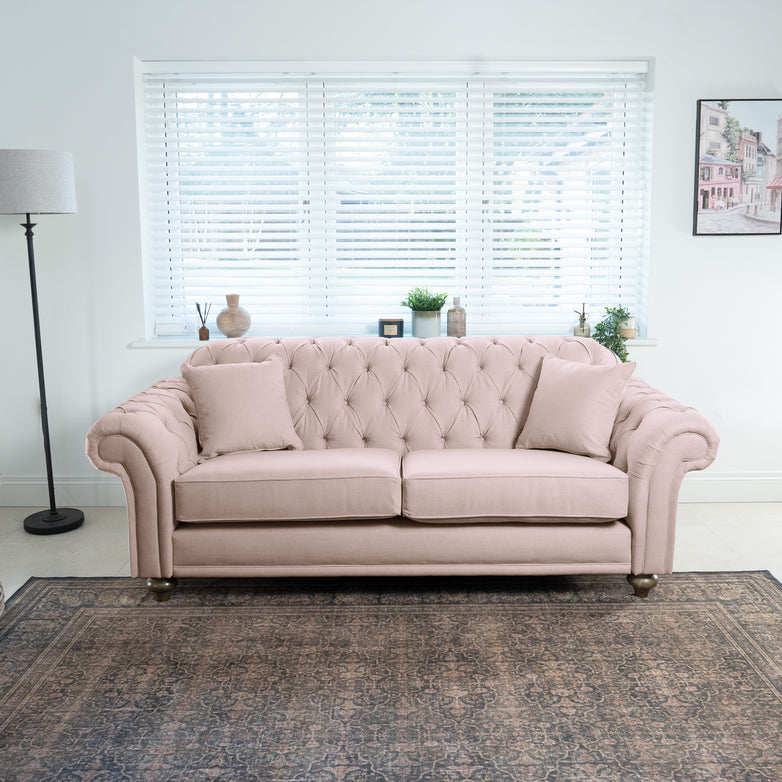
[21,214,84,534]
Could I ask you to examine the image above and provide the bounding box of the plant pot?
[411,310,441,338]
[619,317,637,340]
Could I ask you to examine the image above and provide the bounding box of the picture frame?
[693,99,782,236]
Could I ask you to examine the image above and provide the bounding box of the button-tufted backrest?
[182,336,619,452]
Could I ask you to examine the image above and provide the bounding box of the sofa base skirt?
[170,518,632,578]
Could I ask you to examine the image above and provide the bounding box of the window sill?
[129,338,214,349]
[625,339,658,347]
[129,336,659,349]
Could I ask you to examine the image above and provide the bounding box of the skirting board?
[0,471,780,507]
[0,475,126,507]
[678,472,782,503]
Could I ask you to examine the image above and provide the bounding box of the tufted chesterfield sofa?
[86,336,718,601]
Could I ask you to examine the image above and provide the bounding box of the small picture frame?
[693,99,782,236]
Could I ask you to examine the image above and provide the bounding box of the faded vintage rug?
[0,572,780,781]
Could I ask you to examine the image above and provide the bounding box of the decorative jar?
[216,294,251,338]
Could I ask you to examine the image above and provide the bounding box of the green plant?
[400,286,449,312]
[591,306,632,362]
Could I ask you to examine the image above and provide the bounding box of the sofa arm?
[610,377,719,575]
[85,378,198,579]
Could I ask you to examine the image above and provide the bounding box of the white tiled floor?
[0,503,780,599]
[0,506,131,599]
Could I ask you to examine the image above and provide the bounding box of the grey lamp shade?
[0,149,76,215]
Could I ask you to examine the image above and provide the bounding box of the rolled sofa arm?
[610,377,719,575]
[85,378,198,578]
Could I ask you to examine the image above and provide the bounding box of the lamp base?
[24,508,84,535]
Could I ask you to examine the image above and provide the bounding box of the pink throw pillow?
[516,355,635,462]
[182,356,302,459]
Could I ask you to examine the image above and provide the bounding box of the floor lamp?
[0,149,84,535]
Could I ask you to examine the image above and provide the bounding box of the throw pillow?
[515,355,635,462]
[182,356,302,459]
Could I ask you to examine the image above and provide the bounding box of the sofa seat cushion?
[175,448,401,523]
[402,448,628,523]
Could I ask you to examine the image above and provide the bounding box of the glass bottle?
[573,304,591,337]
[447,296,466,337]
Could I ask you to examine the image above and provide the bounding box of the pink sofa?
[86,336,718,601]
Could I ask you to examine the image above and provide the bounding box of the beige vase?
[216,294,251,338]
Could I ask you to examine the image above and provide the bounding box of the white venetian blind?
[138,62,651,338]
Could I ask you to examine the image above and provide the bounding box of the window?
[137,61,652,338]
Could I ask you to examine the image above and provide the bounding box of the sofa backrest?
[182,336,619,453]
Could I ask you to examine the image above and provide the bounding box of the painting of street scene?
[694,99,782,235]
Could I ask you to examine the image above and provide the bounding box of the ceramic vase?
[216,294,251,338]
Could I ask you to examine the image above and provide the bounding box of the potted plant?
[591,306,633,362]
[401,287,449,338]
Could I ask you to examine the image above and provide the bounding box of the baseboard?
[0,475,125,507]
[679,472,782,503]
[1,471,779,508]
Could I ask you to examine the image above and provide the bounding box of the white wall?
[1,0,780,505]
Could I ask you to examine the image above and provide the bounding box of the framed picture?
[693,99,782,235]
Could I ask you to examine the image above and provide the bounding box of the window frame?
[135,59,653,340]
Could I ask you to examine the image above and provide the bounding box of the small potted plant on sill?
[401,286,449,338]
[592,305,633,362]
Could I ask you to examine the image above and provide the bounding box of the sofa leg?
[146,577,177,602]
[627,573,659,598]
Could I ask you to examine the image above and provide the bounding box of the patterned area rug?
[0,572,780,781]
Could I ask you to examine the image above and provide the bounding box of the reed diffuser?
[196,302,211,340]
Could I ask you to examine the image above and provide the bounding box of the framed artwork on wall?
[693,99,782,236]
